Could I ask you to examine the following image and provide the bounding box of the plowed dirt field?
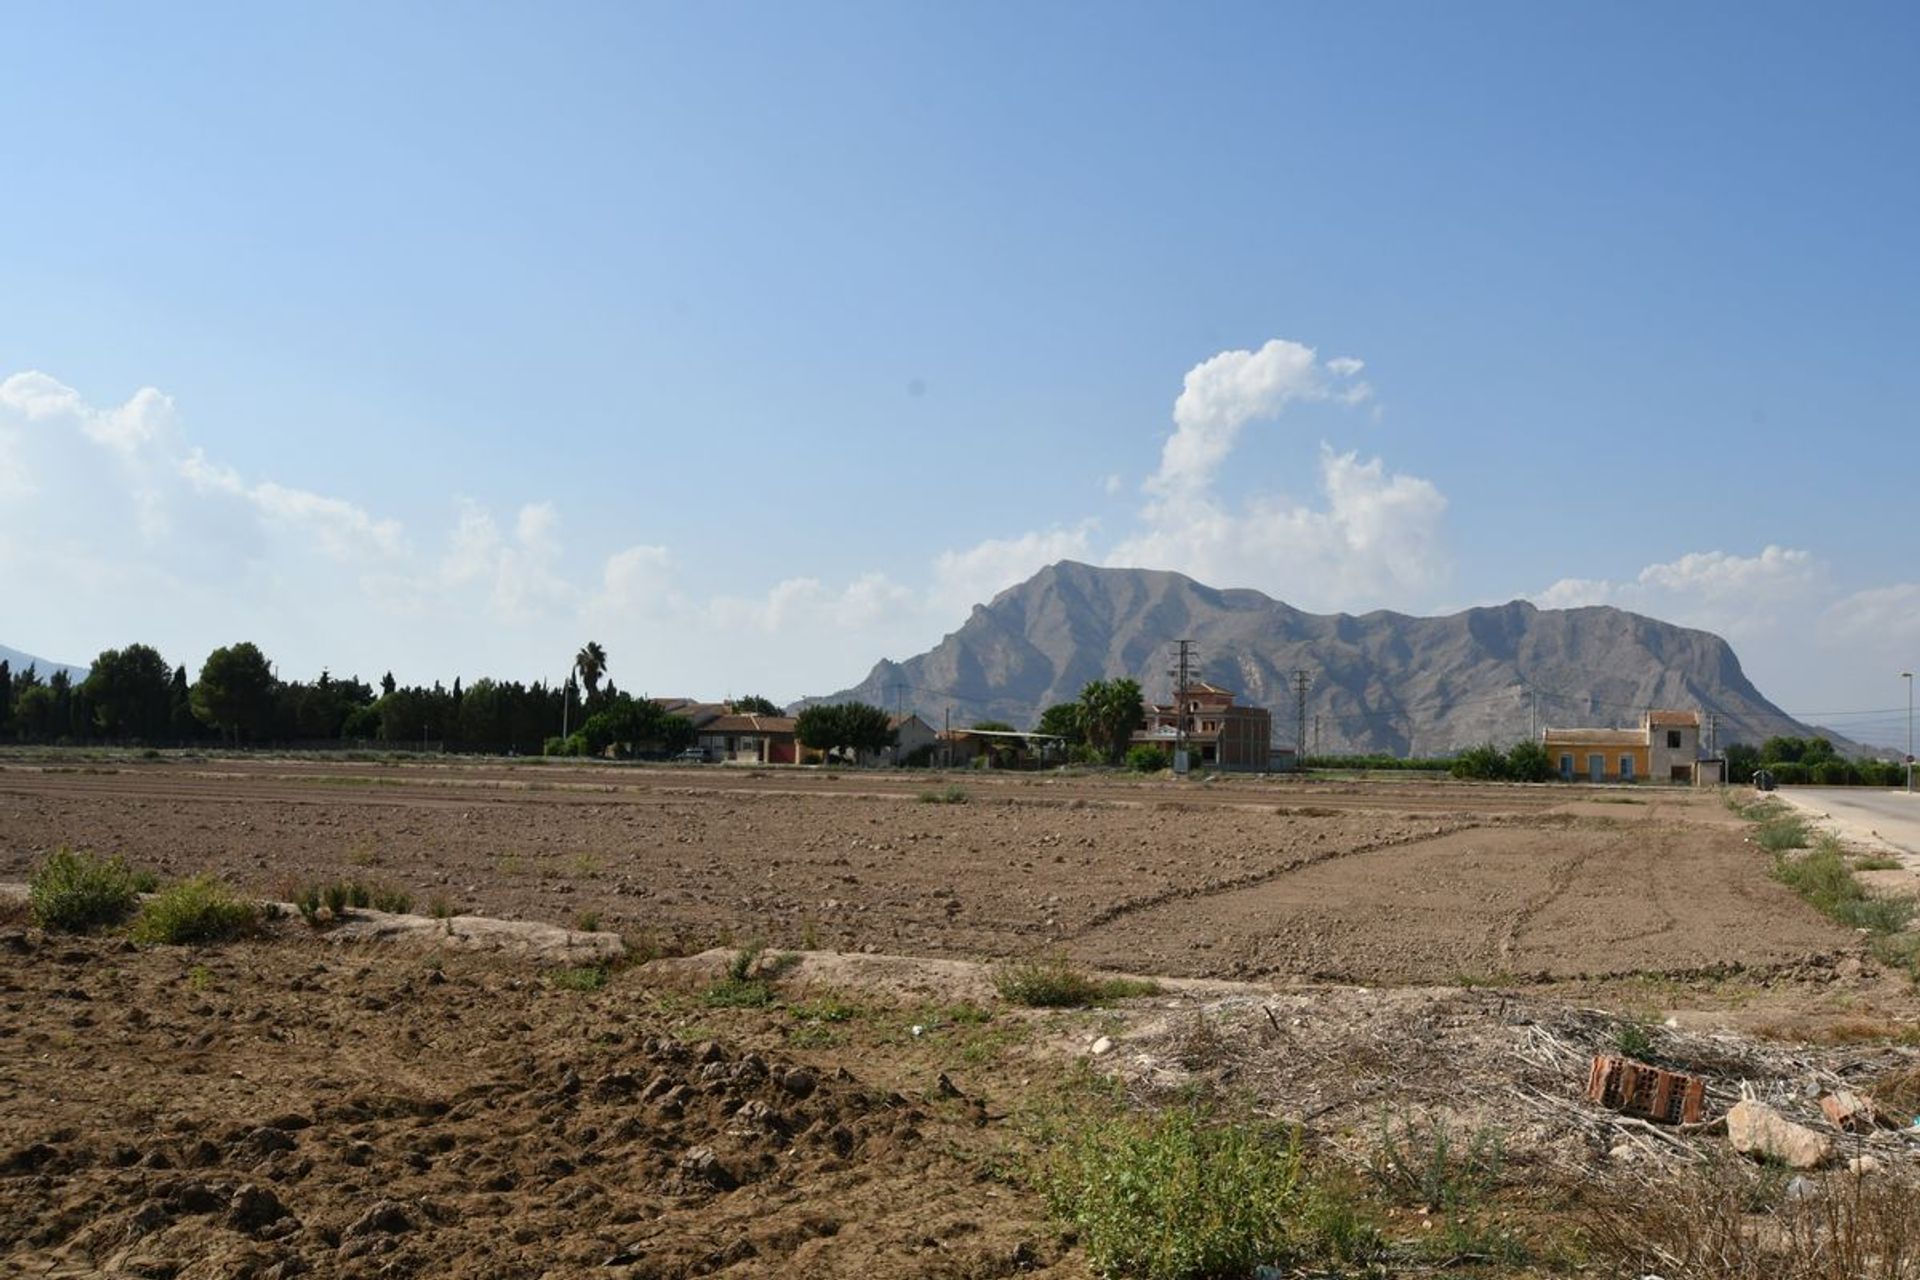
[0,760,1854,983]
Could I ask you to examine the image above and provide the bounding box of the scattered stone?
[1089,1036,1113,1056]
[343,1200,415,1238]
[935,1072,962,1099]
[1850,1155,1885,1176]
[679,1145,736,1189]
[1727,1099,1833,1169]
[778,1067,817,1098]
[227,1183,291,1234]
[163,1179,225,1216]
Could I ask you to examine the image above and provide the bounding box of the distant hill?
[0,644,89,683]
[812,561,1826,755]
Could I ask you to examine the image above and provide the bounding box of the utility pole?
[1904,672,1913,795]
[1168,640,1195,774]
[1313,714,1321,756]
[1290,669,1311,757]
[1706,712,1717,757]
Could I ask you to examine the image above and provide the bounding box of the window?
[1620,755,1635,780]
[1667,730,1682,749]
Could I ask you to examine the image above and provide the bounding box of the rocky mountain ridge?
[813,561,1821,755]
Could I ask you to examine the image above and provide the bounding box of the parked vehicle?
[674,748,710,764]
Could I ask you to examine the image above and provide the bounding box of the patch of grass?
[992,952,1161,1007]
[131,876,260,945]
[28,847,147,932]
[573,910,602,933]
[548,965,607,992]
[428,893,459,919]
[186,964,214,991]
[1753,812,1813,853]
[1040,1106,1309,1280]
[1772,842,1916,935]
[917,784,969,804]
[702,975,777,1007]
[790,993,869,1024]
[1854,855,1905,871]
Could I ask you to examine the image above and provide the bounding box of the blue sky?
[3,3,1916,741]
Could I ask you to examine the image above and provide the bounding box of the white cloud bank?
[1,341,1448,695]
[10,351,1915,723]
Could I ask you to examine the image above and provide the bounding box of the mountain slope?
[0,644,89,683]
[814,562,1817,754]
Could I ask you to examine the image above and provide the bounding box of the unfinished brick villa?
[1133,681,1273,772]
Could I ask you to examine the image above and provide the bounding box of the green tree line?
[0,639,692,757]
[1725,736,1908,787]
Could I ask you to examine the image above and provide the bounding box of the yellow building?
[1542,710,1702,783]
[1543,728,1647,783]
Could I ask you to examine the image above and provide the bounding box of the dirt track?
[0,760,1857,985]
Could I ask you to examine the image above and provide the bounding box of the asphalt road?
[1783,787,1920,857]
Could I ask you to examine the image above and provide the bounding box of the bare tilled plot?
[1067,820,1850,983]
[0,761,1857,984]
[0,932,1082,1280]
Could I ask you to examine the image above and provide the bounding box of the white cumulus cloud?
[1148,339,1372,499]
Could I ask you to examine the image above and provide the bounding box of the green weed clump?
[548,965,607,992]
[131,876,260,945]
[1753,812,1813,853]
[1772,839,1915,935]
[1041,1108,1309,1280]
[916,785,969,804]
[28,847,149,932]
[701,942,798,1008]
[292,879,413,925]
[992,953,1161,1007]
[1369,1112,1505,1213]
[1613,1018,1656,1061]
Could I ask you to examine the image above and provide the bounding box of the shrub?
[917,784,968,804]
[1042,1108,1305,1280]
[1504,740,1555,782]
[992,953,1160,1007]
[1814,760,1857,786]
[28,848,146,932]
[1126,744,1171,774]
[131,876,260,944]
[1449,743,1509,781]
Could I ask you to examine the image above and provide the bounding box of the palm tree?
[1079,677,1144,764]
[574,642,608,710]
